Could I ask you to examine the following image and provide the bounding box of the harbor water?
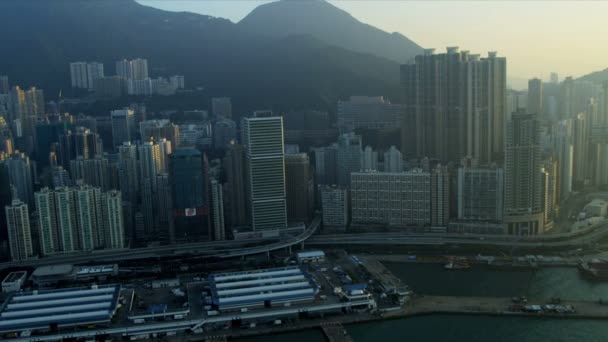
[242,262,608,341]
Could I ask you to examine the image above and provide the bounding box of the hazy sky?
[139,0,608,84]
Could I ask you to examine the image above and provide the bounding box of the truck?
[274,320,282,325]
[207,310,219,316]
[133,319,145,324]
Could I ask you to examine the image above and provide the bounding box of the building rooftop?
[208,266,318,309]
[0,284,121,333]
[31,264,74,278]
[2,271,27,284]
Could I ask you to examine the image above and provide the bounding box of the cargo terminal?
[0,284,121,334]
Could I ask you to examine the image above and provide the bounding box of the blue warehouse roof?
[0,284,120,333]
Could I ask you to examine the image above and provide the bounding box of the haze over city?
[1,0,608,341]
[139,0,608,87]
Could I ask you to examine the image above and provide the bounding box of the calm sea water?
[240,263,608,341]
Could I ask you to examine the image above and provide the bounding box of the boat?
[444,257,471,270]
[578,259,608,280]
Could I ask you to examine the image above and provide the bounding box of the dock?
[359,256,403,292]
[321,322,353,342]
[382,295,608,319]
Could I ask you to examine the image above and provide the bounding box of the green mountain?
[238,0,422,64]
[0,0,409,114]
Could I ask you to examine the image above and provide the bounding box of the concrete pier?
[321,322,353,342]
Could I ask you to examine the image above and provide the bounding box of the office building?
[527,78,543,118]
[401,48,506,163]
[210,178,225,240]
[111,109,135,149]
[383,145,403,172]
[285,153,313,223]
[169,148,209,242]
[242,115,287,233]
[224,142,248,227]
[336,133,362,186]
[211,97,232,119]
[5,200,33,261]
[351,170,432,227]
[337,96,404,132]
[504,111,544,235]
[320,185,349,230]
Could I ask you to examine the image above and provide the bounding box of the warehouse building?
[2,271,28,293]
[0,284,121,334]
[208,266,318,311]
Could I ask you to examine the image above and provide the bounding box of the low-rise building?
[0,284,121,334]
[207,266,318,311]
[1,271,27,293]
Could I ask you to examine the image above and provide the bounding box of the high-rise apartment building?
[320,185,349,230]
[242,115,287,233]
[5,200,33,261]
[401,48,506,163]
[116,58,148,80]
[527,78,544,117]
[0,76,8,94]
[70,62,105,90]
[383,146,403,172]
[35,185,124,256]
[336,133,362,186]
[139,119,180,148]
[111,109,135,149]
[70,155,111,191]
[4,151,34,207]
[431,165,450,227]
[504,111,544,235]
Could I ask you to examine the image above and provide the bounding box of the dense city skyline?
[138,0,608,87]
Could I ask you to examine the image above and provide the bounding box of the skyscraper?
[139,119,179,148]
[111,109,135,149]
[284,153,313,223]
[24,87,44,117]
[572,112,589,183]
[401,48,506,163]
[224,142,248,227]
[210,178,225,240]
[504,111,544,235]
[336,133,362,186]
[213,118,237,150]
[36,186,124,255]
[70,155,111,191]
[117,142,139,205]
[527,78,544,117]
[5,200,33,261]
[169,148,209,242]
[242,115,287,233]
[4,151,34,207]
[431,165,450,227]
